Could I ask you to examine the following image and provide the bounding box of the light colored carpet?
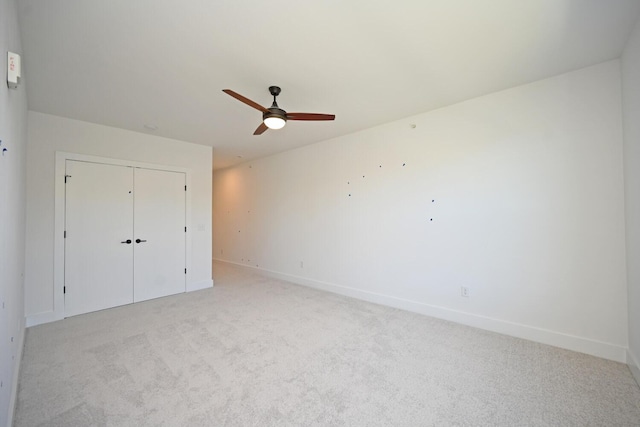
[15,262,640,426]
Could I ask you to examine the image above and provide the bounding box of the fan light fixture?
[264,115,286,130]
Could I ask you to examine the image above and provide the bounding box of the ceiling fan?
[222,86,335,135]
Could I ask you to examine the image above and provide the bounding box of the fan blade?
[223,89,269,113]
[286,112,336,121]
[253,122,268,135]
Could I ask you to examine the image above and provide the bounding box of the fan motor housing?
[264,107,287,121]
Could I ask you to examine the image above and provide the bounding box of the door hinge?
[184,226,187,232]
[64,230,66,238]
[185,185,187,191]
[64,174,71,183]
[63,286,66,294]
[184,268,187,274]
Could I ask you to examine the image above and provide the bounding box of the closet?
[63,160,186,317]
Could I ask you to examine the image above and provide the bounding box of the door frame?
[52,152,192,322]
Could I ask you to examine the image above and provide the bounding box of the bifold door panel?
[64,161,135,317]
[134,168,186,302]
[64,160,186,317]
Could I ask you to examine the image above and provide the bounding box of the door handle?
[121,239,132,244]
[135,239,147,243]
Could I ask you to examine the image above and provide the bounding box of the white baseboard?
[7,316,26,427]
[27,280,214,327]
[26,311,61,327]
[214,259,628,363]
[187,279,214,292]
[628,349,640,387]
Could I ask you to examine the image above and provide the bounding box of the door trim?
[51,151,192,323]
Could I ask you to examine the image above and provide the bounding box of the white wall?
[0,0,28,423]
[622,16,640,384]
[213,61,628,362]
[25,112,213,324]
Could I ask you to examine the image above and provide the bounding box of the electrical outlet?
[461,286,470,297]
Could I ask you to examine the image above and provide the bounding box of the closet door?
[64,160,134,317]
[133,168,186,302]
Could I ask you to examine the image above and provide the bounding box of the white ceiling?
[17,0,640,169]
